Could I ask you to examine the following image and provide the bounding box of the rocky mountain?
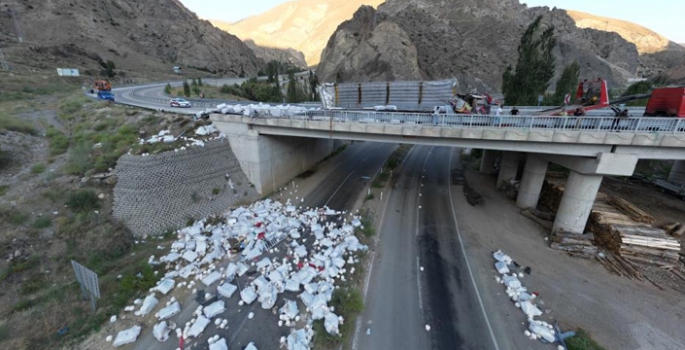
[0,0,263,78]
[317,0,684,91]
[565,10,671,54]
[211,0,384,66]
[242,40,308,69]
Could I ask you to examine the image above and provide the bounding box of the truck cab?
[97,91,115,101]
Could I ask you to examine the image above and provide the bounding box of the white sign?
[57,68,80,77]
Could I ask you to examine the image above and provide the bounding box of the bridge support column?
[498,152,521,188]
[516,155,548,209]
[552,171,603,234]
[479,150,497,174]
[668,160,685,184]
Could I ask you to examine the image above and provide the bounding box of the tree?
[502,16,557,106]
[308,71,320,101]
[183,80,191,97]
[191,78,198,86]
[553,61,580,105]
[164,83,172,95]
[101,60,117,78]
[197,77,203,86]
[286,72,300,103]
[621,80,653,106]
[192,85,201,96]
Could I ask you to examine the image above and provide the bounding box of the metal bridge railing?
[290,111,684,134]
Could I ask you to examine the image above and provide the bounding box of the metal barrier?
[291,110,684,134]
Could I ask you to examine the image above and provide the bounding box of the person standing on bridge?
[493,104,503,127]
[510,106,520,115]
[612,109,629,131]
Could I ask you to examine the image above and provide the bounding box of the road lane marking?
[416,256,424,311]
[324,168,357,207]
[447,148,502,350]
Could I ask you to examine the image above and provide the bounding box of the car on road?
[97,91,115,102]
[169,98,192,108]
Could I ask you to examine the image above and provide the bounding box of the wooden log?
[608,196,656,224]
[672,225,685,238]
[662,222,680,234]
[522,210,553,230]
[551,236,595,246]
[528,209,555,221]
[622,255,677,268]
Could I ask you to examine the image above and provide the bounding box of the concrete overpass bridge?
[212,111,685,235]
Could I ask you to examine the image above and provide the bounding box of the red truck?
[644,87,685,117]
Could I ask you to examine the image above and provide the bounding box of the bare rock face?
[317,6,422,82]
[0,0,263,77]
[318,0,683,91]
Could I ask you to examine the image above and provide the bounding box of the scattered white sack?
[241,286,258,304]
[112,325,142,347]
[248,312,254,319]
[202,271,222,287]
[529,321,556,343]
[157,301,181,320]
[217,282,238,299]
[259,283,278,309]
[156,279,176,295]
[182,250,199,263]
[208,337,228,350]
[236,262,250,276]
[280,299,298,320]
[493,250,513,264]
[502,275,522,290]
[324,312,340,335]
[520,300,542,318]
[139,294,159,316]
[425,325,431,331]
[153,321,170,342]
[203,300,226,319]
[245,342,258,350]
[494,261,509,275]
[110,315,117,323]
[187,316,211,338]
[287,328,310,350]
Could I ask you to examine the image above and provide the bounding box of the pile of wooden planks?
[595,249,644,280]
[540,180,565,213]
[592,223,681,268]
[550,230,597,259]
[607,195,655,224]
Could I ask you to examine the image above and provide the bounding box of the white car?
[169,98,192,108]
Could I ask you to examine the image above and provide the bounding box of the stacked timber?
[540,180,565,213]
[550,230,597,258]
[607,196,655,224]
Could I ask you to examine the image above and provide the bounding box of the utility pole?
[9,7,24,43]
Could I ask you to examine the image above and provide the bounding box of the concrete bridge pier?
[480,150,497,174]
[552,171,603,233]
[498,152,521,188]
[668,160,685,184]
[516,155,549,209]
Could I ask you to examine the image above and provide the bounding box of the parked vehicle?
[97,91,115,101]
[169,98,192,108]
[644,87,685,117]
[94,80,112,92]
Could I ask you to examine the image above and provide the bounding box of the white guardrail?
[289,111,685,134]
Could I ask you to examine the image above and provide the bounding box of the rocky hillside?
[317,0,684,91]
[211,0,384,66]
[0,0,263,78]
[242,40,308,69]
[565,10,671,54]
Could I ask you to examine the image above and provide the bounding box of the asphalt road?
[355,145,501,350]
[131,141,395,350]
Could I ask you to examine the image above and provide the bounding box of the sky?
[180,0,685,43]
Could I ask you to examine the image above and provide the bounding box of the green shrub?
[0,185,8,196]
[212,188,221,195]
[0,114,38,135]
[32,216,52,229]
[45,127,69,156]
[0,147,11,169]
[566,329,606,350]
[7,211,29,225]
[313,287,364,347]
[65,142,94,175]
[30,163,46,174]
[66,190,100,212]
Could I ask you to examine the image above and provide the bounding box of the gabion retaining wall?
[113,139,259,237]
